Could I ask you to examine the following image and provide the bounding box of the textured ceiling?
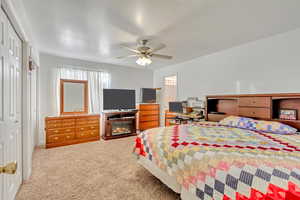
[21,0,300,69]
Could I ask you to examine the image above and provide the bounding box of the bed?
[134,120,300,200]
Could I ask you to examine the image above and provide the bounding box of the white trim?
[21,42,31,180]
[35,66,40,146]
[60,65,108,73]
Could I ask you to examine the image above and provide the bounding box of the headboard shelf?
[206,93,300,130]
[272,98,300,120]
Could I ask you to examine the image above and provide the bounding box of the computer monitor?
[169,101,183,113]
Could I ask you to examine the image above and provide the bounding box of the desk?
[165,110,204,126]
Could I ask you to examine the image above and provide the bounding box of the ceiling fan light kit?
[136,56,152,66]
[117,39,172,66]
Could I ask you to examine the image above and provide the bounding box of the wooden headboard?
[205,93,300,130]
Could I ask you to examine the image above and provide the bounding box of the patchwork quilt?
[134,122,300,200]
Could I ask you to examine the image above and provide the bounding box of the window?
[53,66,111,114]
[162,75,177,110]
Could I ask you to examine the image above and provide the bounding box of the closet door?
[0,10,22,200]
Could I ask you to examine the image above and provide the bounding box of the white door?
[0,9,23,200]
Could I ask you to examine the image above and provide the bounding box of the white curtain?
[52,66,111,115]
[87,71,111,113]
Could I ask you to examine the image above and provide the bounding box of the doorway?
[162,75,178,112]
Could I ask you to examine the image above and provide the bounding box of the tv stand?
[102,110,138,140]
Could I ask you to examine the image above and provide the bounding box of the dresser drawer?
[77,118,99,125]
[89,125,99,130]
[140,115,159,122]
[140,121,159,130]
[62,119,76,127]
[239,97,270,108]
[47,119,61,124]
[139,104,159,111]
[47,127,75,135]
[89,130,99,137]
[87,119,99,125]
[77,119,88,125]
[62,127,75,133]
[238,107,271,119]
[76,126,90,132]
[46,122,62,129]
[47,128,62,135]
[76,131,89,139]
[47,134,65,144]
[65,133,76,141]
[76,130,99,139]
[77,116,98,121]
[140,110,159,116]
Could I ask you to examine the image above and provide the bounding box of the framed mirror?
[60,79,88,115]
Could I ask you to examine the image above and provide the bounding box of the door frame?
[162,73,179,103]
[1,0,35,182]
[160,73,178,125]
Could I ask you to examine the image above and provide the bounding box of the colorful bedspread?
[134,122,300,200]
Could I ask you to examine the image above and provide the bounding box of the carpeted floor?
[16,137,180,200]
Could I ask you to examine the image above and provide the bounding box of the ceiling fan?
[117,39,172,66]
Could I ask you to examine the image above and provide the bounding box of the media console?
[102,110,138,140]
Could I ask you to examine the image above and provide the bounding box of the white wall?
[38,53,153,145]
[154,28,300,101]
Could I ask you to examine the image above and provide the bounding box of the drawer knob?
[54,137,58,140]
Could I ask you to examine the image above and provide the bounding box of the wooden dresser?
[165,110,177,126]
[138,104,160,131]
[206,93,300,130]
[45,114,100,148]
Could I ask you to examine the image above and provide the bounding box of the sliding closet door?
[0,9,23,200]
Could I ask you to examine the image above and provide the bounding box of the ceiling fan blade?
[120,45,140,53]
[116,54,138,59]
[151,54,172,60]
[150,44,166,53]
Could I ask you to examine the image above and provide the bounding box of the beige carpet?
[16,137,180,200]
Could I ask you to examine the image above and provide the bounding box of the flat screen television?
[103,89,136,110]
[141,88,156,103]
[169,101,183,113]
